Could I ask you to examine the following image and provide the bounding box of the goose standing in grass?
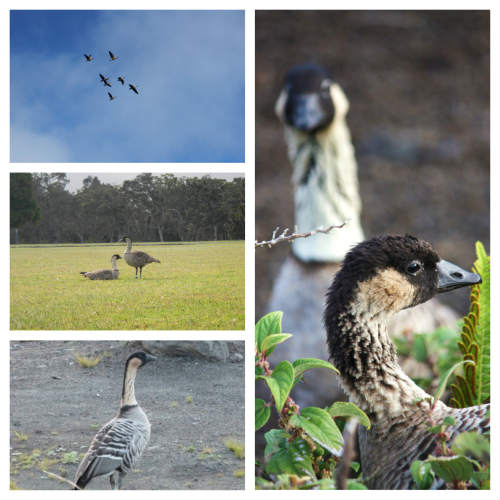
[80,254,121,280]
[324,234,489,489]
[73,351,156,490]
[119,236,160,279]
[267,63,458,408]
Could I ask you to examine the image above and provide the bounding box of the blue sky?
[10,10,245,162]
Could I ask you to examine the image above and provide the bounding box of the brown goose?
[266,63,458,409]
[84,54,93,62]
[324,234,488,489]
[80,254,121,280]
[109,50,118,61]
[119,236,160,279]
[107,92,115,101]
[73,352,155,489]
[99,73,111,88]
[128,84,139,95]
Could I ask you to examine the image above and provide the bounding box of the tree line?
[10,173,245,244]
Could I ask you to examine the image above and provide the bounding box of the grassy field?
[10,241,244,330]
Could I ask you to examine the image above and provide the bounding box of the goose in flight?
[99,73,111,87]
[118,76,125,85]
[128,84,139,95]
[109,50,118,61]
[108,92,115,101]
[84,54,93,62]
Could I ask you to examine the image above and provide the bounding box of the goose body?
[109,50,118,61]
[84,54,93,62]
[80,254,121,280]
[324,234,488,489]
[118,76,125,85]
[267,63,458,408]
[120,236,160,279]
[99,73,111,87]
[107,92,115,101]
[129,84,139,95]
[74,352,155,490]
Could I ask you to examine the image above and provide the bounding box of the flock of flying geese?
[84,51,139,101]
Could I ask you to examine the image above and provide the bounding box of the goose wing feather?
[75,416,149,488]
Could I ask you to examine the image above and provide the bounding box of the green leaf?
[427,455,476,483]
[261,333,292,356]
[292,358,339,384]
[255,398,271,430]
[268,361,295,413]
[255,311,283,352]
[451,431,490,464]
[346,480,368,490]
[433,359,474,403]
[412,334,428,362]
[327,402,371,429]
[410,460,434,489]
[263,429,290,458]
[264,436,315,478]
[289,407,343,454]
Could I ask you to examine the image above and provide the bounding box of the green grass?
[10,241,244,330]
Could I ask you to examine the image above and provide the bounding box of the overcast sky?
[64,172,244,192]
[10,10,245,163]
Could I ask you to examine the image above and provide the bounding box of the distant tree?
[10,173,40,243]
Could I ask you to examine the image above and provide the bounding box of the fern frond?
[451,242,490,407]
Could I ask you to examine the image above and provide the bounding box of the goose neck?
[121,358,139,407]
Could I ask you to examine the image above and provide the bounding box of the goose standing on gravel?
[73,351,156,490]
[80,254,121,280]
[267,63,458,408]
[119,236,160,279]
[324,234,488,489]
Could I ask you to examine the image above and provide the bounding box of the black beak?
[437,259,481,293]
[143,353,157,364]
[284,92,335,132]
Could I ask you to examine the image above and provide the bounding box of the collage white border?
[3,1,499,498]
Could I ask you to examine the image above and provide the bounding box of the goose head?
[275,63,349,133]
[111,254,122,261]
[326,234,481,320]
[119,235,131,243]
[126,351,156,368]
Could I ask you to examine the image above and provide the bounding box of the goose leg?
[139,266,143,279]
[135,267,138,279]
[110,472,118,490]
[117,471,126,490]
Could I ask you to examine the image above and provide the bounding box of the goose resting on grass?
[80,254,121,280]
[324,234,488,489]
[119,236,160,279]
[73,351,156,490]
[267,63,458,409]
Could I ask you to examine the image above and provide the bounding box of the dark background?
[255,10,490,316]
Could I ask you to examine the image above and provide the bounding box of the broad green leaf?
[410,460,435,489]
[255,311,282,352]
[327,402,371,429]
[261,333,292,356]
[412,334,428,362]
[255,398,271,430]
[427,455,476,483]
[451,431,490,464]
[289,407,343,454]
[346,480,368,490]
[264,436,315,478]
[263,429,290,458]
[292,357,339,384]
[269,361,295,413]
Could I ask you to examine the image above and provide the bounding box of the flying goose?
[80,254,121,280]
[324,234,488,489]
[119,236,160,279]
[84,54,93,62]
[73,351,156,490]
[118,76,125,85]
[99,73,111,87]
[109,50,118,61]
[107,92,115,101]
[266,63,458,408]
[128,84,139,95]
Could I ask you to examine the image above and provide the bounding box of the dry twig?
[255,222,348,249]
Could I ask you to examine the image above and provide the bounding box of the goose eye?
[406,260,422,275]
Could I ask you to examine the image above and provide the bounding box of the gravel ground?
[255,10,490,318]
[10,341,245,490]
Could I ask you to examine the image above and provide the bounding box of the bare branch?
[255,222,348,249]
[335,419,359,490]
